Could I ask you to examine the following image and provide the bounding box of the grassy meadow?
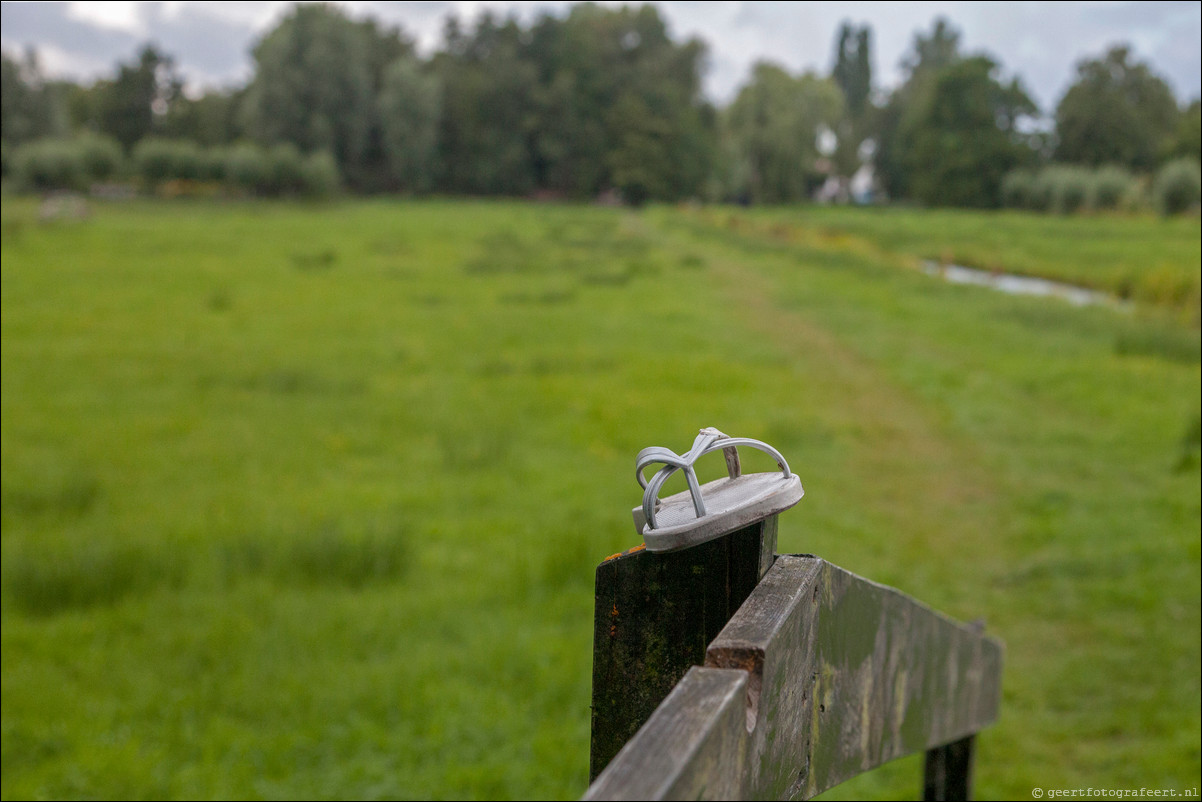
[1,197,1199,799]
[727,205,1202,318]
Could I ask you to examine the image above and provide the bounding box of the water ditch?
[921,261,1126,309]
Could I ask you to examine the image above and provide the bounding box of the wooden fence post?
[584,555,1004,800]
[924,735,975,801]
[588,516,778,781]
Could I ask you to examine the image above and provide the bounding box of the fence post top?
[633,427,803,552]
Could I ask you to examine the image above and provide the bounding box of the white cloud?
[66,1,145,34]
[31,39,115,79]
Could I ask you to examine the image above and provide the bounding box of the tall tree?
[602,5,713,203]
[873,17,964,200]
[524,4,713,201]
[830,22,873,182]
[433,3,713,201]
[157,88,245,147]
[1,48,66,146]
[903,17,960,75]
[724,62,843,203]
[905,56,1037,207]
[95,45,183,151]
[434,12,538,195]
[1054,46,1179,171]
[832,23,871,119]
[378,56,441,193]
[1166,99,1201,163]
[242,4,411,189]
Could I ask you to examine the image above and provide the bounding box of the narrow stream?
[921,261,1122,308]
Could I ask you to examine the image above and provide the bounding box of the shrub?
[1042,165,1092,214]
[1025,170,1053,212]
[266,143,306,195]
[134,138,202,186]
[133,138,177,185]
[1119,174,1151,213]
[299,150,340,198]
[1089,165,1135,211]
[198,146,228,183]
[1152,158,1201,216]
[224,142,270,195]
[1000,169,1037,209]
[74,132,124,182]
[12,138,85,191]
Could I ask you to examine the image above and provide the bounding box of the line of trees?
[2,3,1199,209]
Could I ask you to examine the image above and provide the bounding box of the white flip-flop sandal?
[633,427,803,553]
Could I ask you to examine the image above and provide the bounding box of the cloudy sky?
[1,1,1199,114]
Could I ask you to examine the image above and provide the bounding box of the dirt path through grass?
[658,215,1007,595]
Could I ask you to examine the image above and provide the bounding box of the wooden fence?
[584,517,1003,800]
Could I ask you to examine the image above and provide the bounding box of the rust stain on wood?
[603,543,646,562]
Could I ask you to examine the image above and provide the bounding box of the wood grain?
[588,517,778,780]
[585,555,1003,800]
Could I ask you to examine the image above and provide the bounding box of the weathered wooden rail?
[585,516,1003,800]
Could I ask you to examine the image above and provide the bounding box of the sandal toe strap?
[637,428,793,531]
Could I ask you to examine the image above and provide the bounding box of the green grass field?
[713,205,1202,319]
[2,198,1199,800]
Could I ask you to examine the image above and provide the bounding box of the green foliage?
[1041,164,1092,214]
[1000,169,1037,209]
[223,141,269,194]
[158,88,244,147]
[723,63,842,203]
[378,57,441,193]
[873,17,963,201]
[133,137,202,186]
[1002,164,1140,214]
[1054,46,1179,171]
[435,14,538,196]
[831,23,872,119]
[242,4,406,192]
[608,93,671,206]
[432,4,713,201]
[9,133,123,191]
[6,11,1199,215]
[264,142,306,195]
[197,146,228,183]
[74,131,123,182]
[906,56,1038,207]
[1152,157,1202,216]
[95,46,184,152]
[1,50,67,147]
[902,16,961,75]
[1165,100,1201,163]
[298,150,340,198]
[11,138,85,191]
[214,141,339,197]
[1089,165,1136,210]
[830,23,873,179]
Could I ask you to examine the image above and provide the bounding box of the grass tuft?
[216,523,410,588]
[1114,320,1202,364]
[290,248,338,270]
[4,541,184,616]
[1,472,100,520]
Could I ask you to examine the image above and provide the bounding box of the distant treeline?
[2,3,1199,209]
